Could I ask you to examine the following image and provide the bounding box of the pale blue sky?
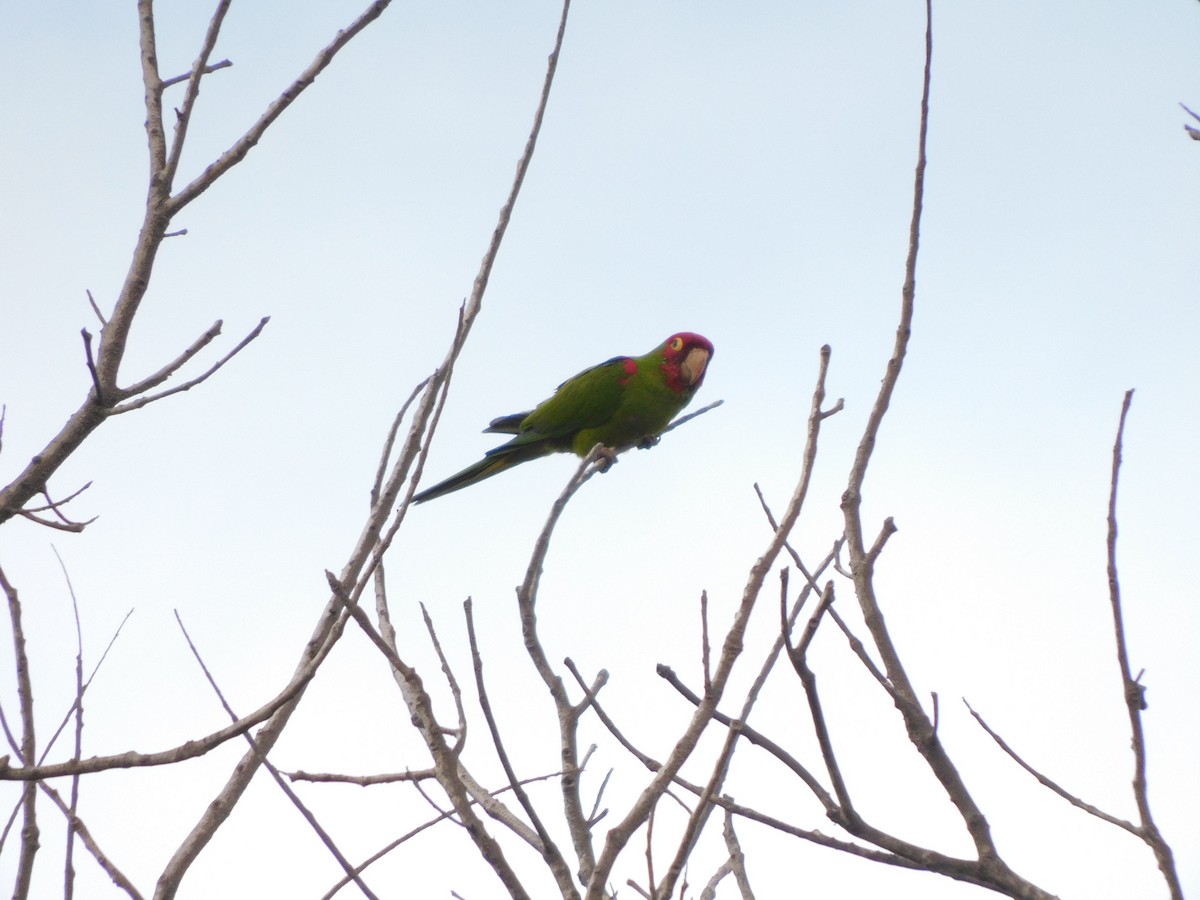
[1,2,1197,898]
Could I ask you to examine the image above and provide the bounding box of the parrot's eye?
[669,337,684,352]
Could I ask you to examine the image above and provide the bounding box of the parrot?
[412,331,714,503]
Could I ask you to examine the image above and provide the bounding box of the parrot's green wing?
[506,356,633,446]
[483,355,629,439]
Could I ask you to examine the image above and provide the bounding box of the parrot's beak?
[680,347,710,386]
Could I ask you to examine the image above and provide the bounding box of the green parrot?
[413,332,714,503]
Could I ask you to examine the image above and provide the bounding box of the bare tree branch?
[825,605,894,699]
[656,665,833,813]
[0,564,38,897]
[110,317,270,413]
[82,329,104,404]
[658,399,723,437]
[12,482,97,532]
[720,811,754,900]
[11,510,92,533]
[419,602,468,751]
[1103,390,1182,898]
[287,769,436,786]
[35,779,143,900]
[371,377,432,508]
[1180,102,1200,140]
[110,320,222,397]
[161,58,232,90]
[963,700,1137,832]
[59,547,86,900]
[708,795,924,871]
[86,290,107,327]
[21,483,93,518]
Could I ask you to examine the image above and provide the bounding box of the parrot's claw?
[594,446,619,472]
[636,435,661,450]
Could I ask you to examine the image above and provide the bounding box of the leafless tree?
[0,2,1185,899]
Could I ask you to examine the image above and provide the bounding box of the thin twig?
[963,700,1136,833]
[1104,390,1182,898]
[709,795,924,871]
[110,317,270,414]
[14,482,97,533]
[287,769,436,786]
[587,766,612,828]
[161,58,232,89]
[783,584,853,813]
[22,482,94,516]
[82,329,104,405]
[371,377,431,508]
[35,778,143,899]
[658,399,723,437]
[825,605,895,699]
[86,291,107,326]
[55,546,87,900]
[645,805,657,897]
[565,658,658,770]
[420,602,467,752]
[1180,102,1200,140]
[12,510,92,533]
[655,665,833,810]
[38,608,135,766]
[721,811,755,900]
[113,319,225,398]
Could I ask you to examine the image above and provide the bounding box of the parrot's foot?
[594,446,618,472]
[636,435,661,450]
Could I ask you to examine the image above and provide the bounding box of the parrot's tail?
[412,442,550,504]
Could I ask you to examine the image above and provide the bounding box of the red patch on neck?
[619,358,638,386]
